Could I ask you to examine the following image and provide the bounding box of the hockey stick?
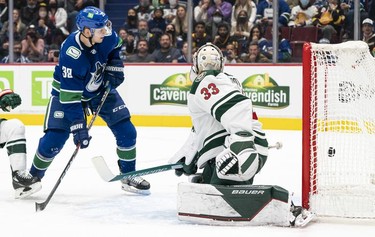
[35,85,111,212]
[91,142,283,182]
[92,156,183,182]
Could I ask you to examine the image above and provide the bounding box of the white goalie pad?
[177,182,291,226]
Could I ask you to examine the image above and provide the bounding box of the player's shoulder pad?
[190,70,220,95]
[62,33,83,60]
[104,30,122,49]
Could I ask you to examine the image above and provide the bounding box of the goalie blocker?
[178,183,308,227]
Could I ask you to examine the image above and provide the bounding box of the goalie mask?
[190,43,224,81]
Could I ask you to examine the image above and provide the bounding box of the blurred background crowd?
[1,0,374,64]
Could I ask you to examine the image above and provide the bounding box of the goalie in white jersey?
[170,42,268,185]
[169,43,314,227]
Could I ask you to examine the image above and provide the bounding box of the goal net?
[302,41,375,218]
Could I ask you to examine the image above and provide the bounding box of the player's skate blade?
[121,176,150,195]
[15,182,42,199]
[294,209,316,227]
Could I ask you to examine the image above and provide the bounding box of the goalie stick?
[91,142,282,182]
[35,85,111,212]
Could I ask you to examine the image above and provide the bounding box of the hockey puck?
[328,147,336,157]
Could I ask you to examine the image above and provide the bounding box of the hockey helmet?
[192,43,224,77]
[76,6,112,35]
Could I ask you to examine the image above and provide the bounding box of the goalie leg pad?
[177,183,291,226]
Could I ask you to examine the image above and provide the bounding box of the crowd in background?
[0,0,374,63]
[0,0,99,63]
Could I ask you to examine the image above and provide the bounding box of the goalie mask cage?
[302,41,375,218]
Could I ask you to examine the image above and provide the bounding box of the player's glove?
[173,154,199,177]
[104,59,124,89]
[216,131,259,182]
[169,128,199,176]
[0,89,22,112]
[70,120,91,149]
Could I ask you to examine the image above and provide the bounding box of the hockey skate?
[121,176,151,195]
[289,202,316,227]
[12,170,41,199]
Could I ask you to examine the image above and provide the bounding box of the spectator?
[150,33,181,63]
[192,21,211,52]
[206,9,231,40]
[165,23,182,48]
[21,24,45,62]
[288,0,319,27]
[148,7,166,40]
[213,23,237,52]
[248,23,267,43]
[194,0,211,23]
[172,5,189,45]
[48,0,69,36]
[163,0,181,24]
[118,28,134,61]
[1,40,31,63]
[135,19,158,53]
[256,0,291,28]
[313,0,345,43]
[46,43,59,62]
[177,41,189,63]
[286,0,300,9]
[241,40,272,63]
[30,2,56,45]
[21,0,39,25]
[0,0,8,29]
[126,39,153,63]
[361,18,375,56]
[341,0,367,40]
[231,9,251,55]
[224,43,242,63]
[208,0,233,23]
[231,0,257,32]
[134,0,154,21]
[259,27,292,62]
[123,8,139,36]
[0,8,27,44]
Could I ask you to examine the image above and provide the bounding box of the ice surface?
[0,126,374,236]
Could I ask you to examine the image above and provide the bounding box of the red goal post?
[302,41,375,218]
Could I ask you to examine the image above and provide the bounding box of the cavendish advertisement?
[0,64,302,129]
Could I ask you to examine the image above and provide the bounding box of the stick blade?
[35,202,46,212]
[91,156,116,182]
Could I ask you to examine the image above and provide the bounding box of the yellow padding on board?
[0,114,302,130]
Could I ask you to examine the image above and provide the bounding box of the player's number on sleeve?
[62,66,73,78]
[200,83,220,100]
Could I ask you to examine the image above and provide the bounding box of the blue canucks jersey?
[51,31,122,123]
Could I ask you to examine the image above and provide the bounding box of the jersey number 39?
[200,83,220,100]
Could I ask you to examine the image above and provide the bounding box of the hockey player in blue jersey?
[29,6,150,195]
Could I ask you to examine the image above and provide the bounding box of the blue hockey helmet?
[76,6,110,32]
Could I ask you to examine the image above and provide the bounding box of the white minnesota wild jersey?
[188,70,268,168]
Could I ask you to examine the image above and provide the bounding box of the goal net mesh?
[302,41,375,218]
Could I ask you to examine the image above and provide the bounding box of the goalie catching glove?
[104,59,124,89]
[216,131,260,182]
[0,89,22,112]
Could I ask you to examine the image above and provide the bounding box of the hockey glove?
[70,120,91,149]
[0,89,21,112]
[216,131,259,182]
[104,59,124,89]
[173,155,198,177]
[169,128,199,176]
